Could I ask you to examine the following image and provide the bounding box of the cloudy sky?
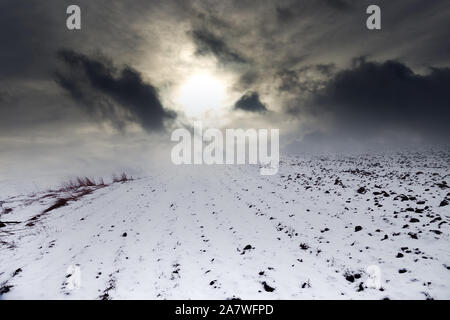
[1,0,449,183]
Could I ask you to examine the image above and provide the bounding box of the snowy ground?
[0,151,449,299]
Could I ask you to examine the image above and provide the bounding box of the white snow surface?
[1,151,449,299]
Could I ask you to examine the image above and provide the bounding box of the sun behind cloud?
[175,72,227,118]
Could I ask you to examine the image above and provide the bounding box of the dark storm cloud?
[55,49,175,132]
[234,92,267,113]
[0,0,153,81]
[232,0,449,92]
[1,0,450,147]
[292,59,450,141]
[0,1,64,80]
[191,29,247,64]
[0,0,180,136]
[278,64,336,93]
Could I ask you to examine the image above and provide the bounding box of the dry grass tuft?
[112,172,133,183]
[39,173,133,216]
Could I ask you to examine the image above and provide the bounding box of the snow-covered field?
[1,151,449,299]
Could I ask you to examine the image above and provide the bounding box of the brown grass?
[42,187,96,214]
[38,173,133,217]
[112,172,133,183]
[58,176,98,192]
[42,198,69,213]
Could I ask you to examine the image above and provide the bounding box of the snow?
[1,150,449,299]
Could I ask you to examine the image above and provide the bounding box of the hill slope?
[1,152,449,299]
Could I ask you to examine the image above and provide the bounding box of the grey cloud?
[191,29,248,64]
[277,64,336,93]
[238,71,260,89]
[322,0,353,11]
[290,59,450,143]
[0,80,86,136]
[0,0,171,81]
[0,1,64,80]
[55,49,176,132]
[1,0,450,152]
[234,92,267,113]
[276,0,353,23]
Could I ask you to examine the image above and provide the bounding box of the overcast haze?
[1,0,449,185]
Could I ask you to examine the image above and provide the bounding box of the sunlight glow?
[175,72,226,117]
